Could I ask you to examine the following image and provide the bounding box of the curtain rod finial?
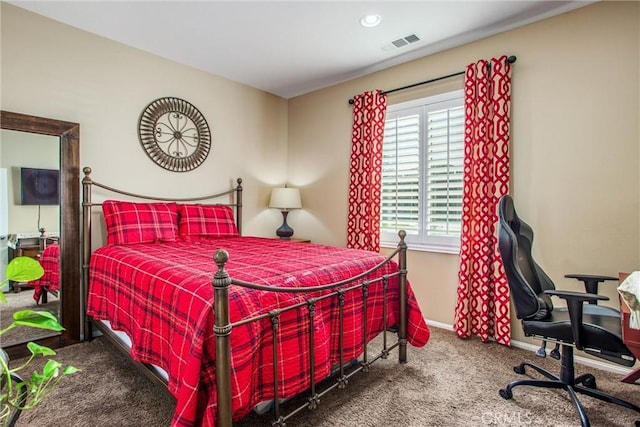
[507,55,517,64]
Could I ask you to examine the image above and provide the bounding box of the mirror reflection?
[0,129,60,347]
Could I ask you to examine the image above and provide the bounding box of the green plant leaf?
[63,366,80,375]
[13,310,65,331]
[42,360,62,378]
[14,309,58,322]
[27,342,57,357]
[30,371,45,385]
[0,291,6,304]
[5,256,44,282]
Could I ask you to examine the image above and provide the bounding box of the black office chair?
[496,194,640,427]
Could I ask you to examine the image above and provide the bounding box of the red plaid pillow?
[103,201,179,245]
[178,204,239,241]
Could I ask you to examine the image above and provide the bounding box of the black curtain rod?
[348,55,517,105]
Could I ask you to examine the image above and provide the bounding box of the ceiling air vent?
[382,34,421,52]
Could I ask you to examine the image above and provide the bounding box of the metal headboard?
[80,166,243,340]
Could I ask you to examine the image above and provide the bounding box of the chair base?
[499,344,640,427]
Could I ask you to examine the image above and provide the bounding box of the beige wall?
[2,2,639,346]
[288,2,640,343]
[0,3,289,238]
[0,130,60,234]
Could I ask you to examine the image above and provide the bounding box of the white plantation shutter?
[381,111,420,235]
[380,90,463,253]
[425,105,464,236]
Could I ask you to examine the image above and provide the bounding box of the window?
[380,90,464,253]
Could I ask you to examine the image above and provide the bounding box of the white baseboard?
[425,319,633,376]
[425,319,454,331]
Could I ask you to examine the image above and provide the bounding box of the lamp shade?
[269,187,302,210]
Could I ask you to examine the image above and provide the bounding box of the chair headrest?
[497,194,554,320]
[498,194,519,233]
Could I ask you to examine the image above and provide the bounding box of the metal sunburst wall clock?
[138,97,211,172]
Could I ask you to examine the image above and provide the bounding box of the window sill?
[380,242,460,255]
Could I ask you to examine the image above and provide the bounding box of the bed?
[32,242,60,304]
[81,168,430,427]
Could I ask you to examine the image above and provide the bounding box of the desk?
[8,231,59,254]
[7,231,59,292]
[620,272,640,383]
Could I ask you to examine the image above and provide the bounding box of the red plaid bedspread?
[32,243,59,304]
[87,237,430,426]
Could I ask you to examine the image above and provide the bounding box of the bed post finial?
[214,249,229,266]
[212,249,233,427]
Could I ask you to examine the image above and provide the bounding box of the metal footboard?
[213,231,409,427]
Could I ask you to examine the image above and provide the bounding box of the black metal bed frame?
[81,168,410,427]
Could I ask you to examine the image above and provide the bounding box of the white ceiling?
[8,1,595,99]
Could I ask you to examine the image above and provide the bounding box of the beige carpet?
[10,326,640,426]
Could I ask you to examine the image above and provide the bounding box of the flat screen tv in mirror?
[20,167,60,205]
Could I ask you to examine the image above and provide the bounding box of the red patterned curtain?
[347,90,387,252]
[454,56,512,345]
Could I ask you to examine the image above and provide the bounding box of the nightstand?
[289,238,311,243]
[271,237,311,243]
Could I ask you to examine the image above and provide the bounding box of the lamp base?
[275,211,294,240]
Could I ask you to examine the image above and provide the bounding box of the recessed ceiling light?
[360,14,381,28]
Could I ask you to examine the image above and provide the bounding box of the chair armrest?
[544,290,609,350]
[545,289,609,303]
[564,274,618,295]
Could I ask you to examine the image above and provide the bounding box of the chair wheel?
[514,365,526,375]
[582,376,597,389]
[499,388,513,400]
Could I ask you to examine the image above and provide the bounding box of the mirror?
[0,111,80,358]
[1,129,60,346]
